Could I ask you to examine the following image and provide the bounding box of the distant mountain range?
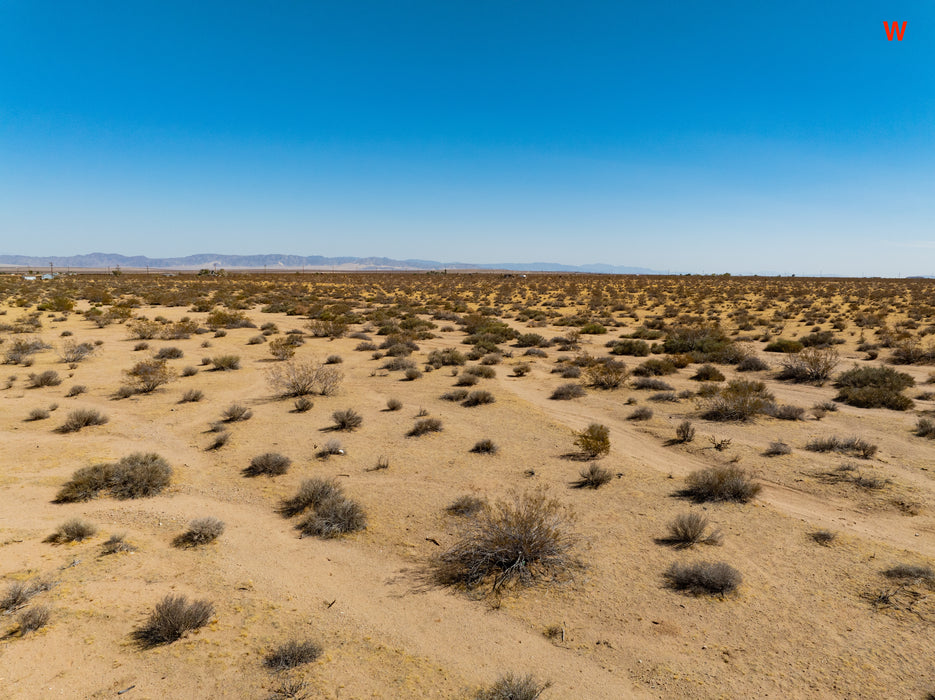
[0,253,664,274]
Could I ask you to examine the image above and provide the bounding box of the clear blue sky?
[1,1,932,275]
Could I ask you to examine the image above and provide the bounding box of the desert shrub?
[247,334,266,345]
[431,491,578,593]
[408,418,443,436]
[45,518,97,543]
[776,347,839,384]
[608,338,650,356]
[765,338,803,353]
[632,358,677,376]
[355,341,377,352]
[26,407,50,421]
[154,346,184,360]
[108,453,173,499]
[127,319,161,340]
[446,495,488,517]
[307,318,347,339]
[682,466,761,503]
[512,363,531,377]
[179,389,204,403]
[559,365,580,378]
[384,356,416,372]
[675,420,696,443]
[809,530,837,546]
[206,430,230,450]
[691,364,725,382]
[664,561,741,595]
[222,404,253,422]
[441,389,469,402]
[133,342,150,351]
[523,347,547,358]
[571,463,613,489]
[101,533,137,555]
[210,354,241,371]
[293,396,313,412]
[266,359,343,397]
[173,517,225,547]
[736,355,769,372]
[764,441,792,456]
[27,370,62,388]
[650,391,678,402]
[882,564,934,582]
[573,423,610,458]
[701,379,775,421]
[132,594,214,647]
[632,377,673,391]
[296,494,367,539]
[244,453,291,477]
[279,478,342,517]
[515,333,547,348]
[17,605,51,634]
[1,579,51,613]
[427,348,468,368]
[386,397,403,411]
[463,390,495,407]
[455,373,479,387]
[475,673,551,700]
[835,386,914,410]
[65,384,87,397]
[663,512,722,548]
[124,358,173,393]
[627,406,653,421]
[471,439,499,454]
[585,359,628,389]
[207,308,254,330]
[915,418,935,439]
[550,383,585,400]
[799,330,839,348]
[465,365,496,379]
[835,365,913,392]
[331,408,363,430]
[404,367,423,381]
[264,639,323,671]
[60,340,95,363]
[806,436,878,459]
[55,408,108,433]
[765,404,806,421]
[268,336,297,360]
[325,354,343,365]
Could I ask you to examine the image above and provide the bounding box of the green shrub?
[764,338,803,353]
[573,423,610,458]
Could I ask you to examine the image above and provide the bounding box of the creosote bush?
[27,370,62,388]
[662,512,722,548]
[675,420,696,443]
[463,390,495,407]
[132,594,214,647]
[264,639,323,671]
[776,347,839,384]
[266,359,343,397]
[471,439,499,454]
[179,388,204,403]
[173,517,225,547]
[627,406,653,421]
[833,365,914,410]
[702,379,775,422]
[573,423,610,458]
[681,465,761,503]
[124,358,173,393]
[550,383,585,400]
[664,561,741,596]
[331,408,363,430]
[431,491,578,593]
[210,354,241,371]
[221,403,253,422]
[571,463,613,489]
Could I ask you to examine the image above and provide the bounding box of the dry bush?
[404,367,422,381]
[264,639,323,671]
[408,418,443,436]
[441,389,469,402]
[475,673,551,700]
[293,396,313,412]
[736,355,769,372]
[55,453,171,502]
[446,495,488,517]
[455,373,479,387]
[101,533,137,555]
[776,347,839,384]
[431,491,578,594]
[26,407,50,421]
[463,390,495,407]
[316,438,344,457]
[691,364,725,382]
[210,354,241,371]
[124,358,174,393]
[279,478,342,518]
[1,579,53,613]
[45,518,97,543]
[650,391,678,402]
[386,397,403,411]
[809,530,837,546]
[331,408,363,430]
[882,564,934,582]
[701,379,775,421]
[296,494,367,539]
[60,340,95,363]
[806,436,878,459]
[664,561,741,596]
[154,346,184,360]
[179,388,204,403]
[608,338,650,356]
[550,383,586,400]
[65,384,87,397]
[834,365,914,410]
[221,403,253,422]
[27,370,62,387]
[54,408,109,433]
[266,359,343,397]
[17,605,51,634]
[681,466,761,503]
[173,517,225,547]
[244,453,291,477]
[765,404,806,421]
[206,430,230,450]
[512,363,531,377]
[662,512,722,548]
[268,336,297,360]
[675,420,695,443]
[585,359,629,389]
[471,439,499,454]
[573,423,610,458]
[132,594,214,647]
[764,441,792,456]
[571,463,613,489]
[632,377,673,391]
[627,406,653,421]
[916,418,935,439]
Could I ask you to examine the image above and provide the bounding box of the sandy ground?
[1,287,934,699]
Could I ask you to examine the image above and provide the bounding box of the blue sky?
[1,1,932,275]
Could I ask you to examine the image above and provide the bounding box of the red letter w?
[884,21,906,40]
